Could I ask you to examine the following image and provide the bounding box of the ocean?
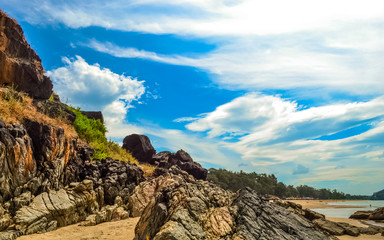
[311,200,384,218]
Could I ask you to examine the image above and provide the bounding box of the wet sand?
[17,217,139,240]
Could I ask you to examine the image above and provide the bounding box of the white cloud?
[47,56,145,111]
[47,56,145,139]
[5,0,384,36]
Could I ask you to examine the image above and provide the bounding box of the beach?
[291,200,384,239]
[17,218,139,240]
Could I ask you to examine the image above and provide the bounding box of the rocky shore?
[0,9,383,240]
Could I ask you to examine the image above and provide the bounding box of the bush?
[70,108,138,164]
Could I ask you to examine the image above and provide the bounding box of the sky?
[1,0,383,195]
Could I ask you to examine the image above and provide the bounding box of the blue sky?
[2,0,384,195]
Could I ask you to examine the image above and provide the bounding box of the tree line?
[207,168,373,200]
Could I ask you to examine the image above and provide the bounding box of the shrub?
[70,108,138,164]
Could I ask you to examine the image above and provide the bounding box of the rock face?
[14,180,97,235]
[123,134,156,163]
[0,10,52,99]
[132,171,330,240]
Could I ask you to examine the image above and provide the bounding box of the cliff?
[0,10,52,99]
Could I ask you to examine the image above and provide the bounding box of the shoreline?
[291,200,384,239]
[290,199,369,209]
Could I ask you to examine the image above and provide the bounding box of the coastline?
[291,200,384,239]
[290,199,368,209]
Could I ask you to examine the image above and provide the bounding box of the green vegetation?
[208,168,370,199]
[372,189,384,200]
[70,107,137,164]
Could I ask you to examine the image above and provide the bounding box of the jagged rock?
[0,122,36,203]
[369,207,384,220]
[122,134,156,163]
[134,174,329,240]
[14,180,98,235]
[350,210,372,219]
[153,150,208,180]
[81,111,104,124]
[274,200,325,221]
[65,157,144,205]
[0,10,53,99]
[129,169,192,217]
[0,230,21,240]
[0,214,12,231]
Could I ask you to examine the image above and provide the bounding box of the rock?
[122,134,156,163]
[153,150,207,180]
[14,182,98,234]
[133,174,329,240]
[33,99,76,123]
[369,207,384,220]
[0,214,12,231]
[350,210,372,219]
[0,10,53,99]
[313,219,345,236]
[81,111,104,124]
[0,122,36,203]
[0,230,21,240]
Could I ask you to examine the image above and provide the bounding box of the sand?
[17,217,139,240]
[290,199,366,209]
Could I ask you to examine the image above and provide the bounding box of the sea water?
[311,200,384,218]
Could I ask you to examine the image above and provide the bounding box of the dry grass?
[0,87,77,138]
[141,163,156,177]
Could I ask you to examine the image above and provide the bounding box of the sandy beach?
[17,217,139,240]
[290,199,367,209]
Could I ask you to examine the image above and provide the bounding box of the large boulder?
[122,134,156,163]
[81,111,104,124]
[0,10,53,99]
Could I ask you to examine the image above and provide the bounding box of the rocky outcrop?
[14,180,97,235]
[33,99,76,123]
[0,10,52,99]
[122,134,156,163]
[81,111,104,124]
[350,210,373,219]
[350,207,384,220]
[153,150,208,180]
[123,134,208,180]
[132,172,330,240]
[65,157,144,205]
[369,207,384,220]
[275,200,384,237]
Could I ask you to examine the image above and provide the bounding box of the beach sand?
[290,199,366,209]
[17,217,139,240]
